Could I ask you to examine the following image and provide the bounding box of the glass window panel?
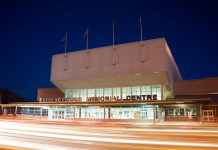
[122,87,131,100]
[81,106,104,119]
[112,87,121,101]
[104,88,112,101]
[151,85,161,100]
[141,86,151,100]
[87,89,95,97]
[96,88,104,101]
[80,89,87,102]
[66,90,73,98]
[96,88,104,97]
[132,86,141,100]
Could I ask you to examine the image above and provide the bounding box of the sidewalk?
[0,115,218,129]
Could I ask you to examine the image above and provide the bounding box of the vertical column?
[104,106,106,119]
[2,106,5,115]
[153,105,156,124]
[200,104,202,123]
[161,85,164,100]
[74,106,76,118]
[40,106,42,120]
[15,106,17,115]
[27,107,30,115]
[65,105,67,119]
[1,106,3,115]
[108,106,111,119]
[79,106,81,118]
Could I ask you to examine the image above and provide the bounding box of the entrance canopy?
[0,98,210,107]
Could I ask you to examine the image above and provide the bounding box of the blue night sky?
[0,0,218,101]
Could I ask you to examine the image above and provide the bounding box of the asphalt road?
[0,120,218,150]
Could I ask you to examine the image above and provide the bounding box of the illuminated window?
[131,86,141,100]
[151,85,161,100]
[65,90,72,98]
[104,88,112,101]
[96,88,104,101]
[122,87,131,100]
[80,89,87,101]
[141,86,151,100]
[73,89,80,99]
[87,89,95,97]
[113,87,121,100]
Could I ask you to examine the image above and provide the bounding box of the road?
[0,120,218,150]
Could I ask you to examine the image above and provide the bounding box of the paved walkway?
[0,115,218,129]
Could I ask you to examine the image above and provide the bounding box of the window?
[80,89,87,101]
[122,87,131,100]
[131,86,141,100]
[141,86,151,100]
[113,87,121,101]
[65,90,73,98]
[104,88,112,101]
[87,89,95,97]
[151,85,161,100]
[96,88,104,101]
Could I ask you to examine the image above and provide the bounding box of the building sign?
[39,94,158,103]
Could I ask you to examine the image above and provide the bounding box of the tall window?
[151,86,161,100]
[65,90,73,98]
[87,89,95,97]
[104,88,112,101]
[131,86,141,100]
[141,86,152,100]
[96,88,104,101]
[113,87,121,101]
[72,89,80,101]
[122,87,131,100]
[80,89,87,101]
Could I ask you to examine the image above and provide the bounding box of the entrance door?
[140,107,154,119]
[203,110,215,122]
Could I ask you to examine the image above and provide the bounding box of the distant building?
[1,38,218,123]
[0,88,23,115]
[0,88,23,104]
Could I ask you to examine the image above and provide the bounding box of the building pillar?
[108,106,111,119]
[40,106,42,120]
[27,107,30,115]
[153,105,156,124]
[64,105,67,119]
[74,106,76,118]
[15,106,17,115]
[79,106,81,118]
[200,104,202,123]
[1,106,3,115]
[161,84,164,100]
[104,106,105,119]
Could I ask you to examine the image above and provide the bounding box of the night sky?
[0,0,218,101]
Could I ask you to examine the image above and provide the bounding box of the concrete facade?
[51,38,182,92]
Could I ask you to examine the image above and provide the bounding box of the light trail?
[0,138,83,150]
[1,121,218,134]
[0,122,139,138]
[1,128,218,148]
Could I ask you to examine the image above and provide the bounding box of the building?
[1,38,218,122]
[0,88,24,115]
